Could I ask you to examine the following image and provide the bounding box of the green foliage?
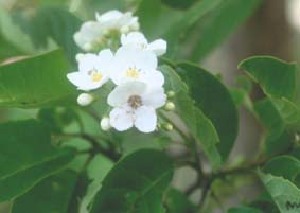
[228,207,263,213]
[12,171,77,213]
[0,49,75,108]
[176,63,238,161]
[164,188,196,213]
[0,120,75,201]
[161,65,222,169]
[90,149,173,212]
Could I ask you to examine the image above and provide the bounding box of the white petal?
[142,87,166,108]
[109,107,134,131]
[78,54,100,72]
[141,70,164,87]
[67,72,107,91]
[148,39,167,56]
[135,106,157,132]
[96,10,123,22]
[121,32,148,49]
[107,82,146,107]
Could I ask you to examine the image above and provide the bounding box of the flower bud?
[76,93,93,106]
[164,101,175,111]
[163,123,173,131]
[75,53,85,61]
[101,117,111,131]
[167,90,175,98]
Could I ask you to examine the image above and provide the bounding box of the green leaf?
[254,98,293,156]
[160,65,222,169]
[80,155,114,213]
[0,49,76,108]
[239,56,297,100]
[177,63,238,161]
[189,0,261,61]
[0,120,75,201]
[12,171,77,213]
[160,0,196,10]
[260,173,300,213]
[164,188,196,213]
[228,207,263,213]
[91,149,174,213]
[263,156,300,182]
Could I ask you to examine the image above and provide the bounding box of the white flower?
[95,10,139,33]
[77,93,94,106]
[110,47,164,87]
[121,32,167,56]
[74,10,139,51]
[73,21,105,51]
[107,82,166,132]
[67,49,113,91]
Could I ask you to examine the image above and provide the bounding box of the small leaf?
[91,149,174,213]
[0,120,75,201]
[254,98,293,156]
[263,156,300,182]
[260,173,300,213]
[239,56,297,100]
[12,171,77,213]
[177,63,238,161]
[0,49,76,108]
[164,188,196,213]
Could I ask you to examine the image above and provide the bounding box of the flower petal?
[107,82,146,107]
[121,32,148,48]
[141,70,164,87]
[148,39,166,56]
[109,107,134,131]
[135,106,157,132]
[142,87,166,108]
[67,72,107,91]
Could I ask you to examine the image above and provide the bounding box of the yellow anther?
[125,67,140,79]
[91,71,103,83]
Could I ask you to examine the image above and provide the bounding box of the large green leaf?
[239,56,297,100]
[176,63,238,161]
[189,0,261,61]
[12,171,77,213]
[0,120,75,201]
[260,173,300,213]
[91,149,174,213]
[0,49,76,108]
[160,65,221,169]
[228,207,263,213]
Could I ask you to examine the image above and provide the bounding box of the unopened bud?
[163,123,173,131]
[77,93,93,106]
[164,101,175,111]
[101,117,111,131]
[167,91,175,98]
[75,53,85,61]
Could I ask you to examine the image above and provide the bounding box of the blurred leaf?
[176,63,238,161]
[160,65,221,169]
[239,56,297,100]
[189,0,261,61]
[160,0,196,10]
[263,156,300,183]
[164,188,196,213]
[0,120,75,201]
[0,49,76,108]
[228,207,263,213]
[12,171,77,213]
[80,155,114,213]
[254,99,293,156]
[260,173,300,213]
[91,149,173,213]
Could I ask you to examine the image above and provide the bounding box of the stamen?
[128,95,142,109]
[90,71,103,83]
[125,67,140,79]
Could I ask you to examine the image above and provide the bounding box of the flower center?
[125,67,140,79]
[128,95,142,109]
[90,70,103,83]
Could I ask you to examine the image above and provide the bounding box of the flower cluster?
[68,10,171,133]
